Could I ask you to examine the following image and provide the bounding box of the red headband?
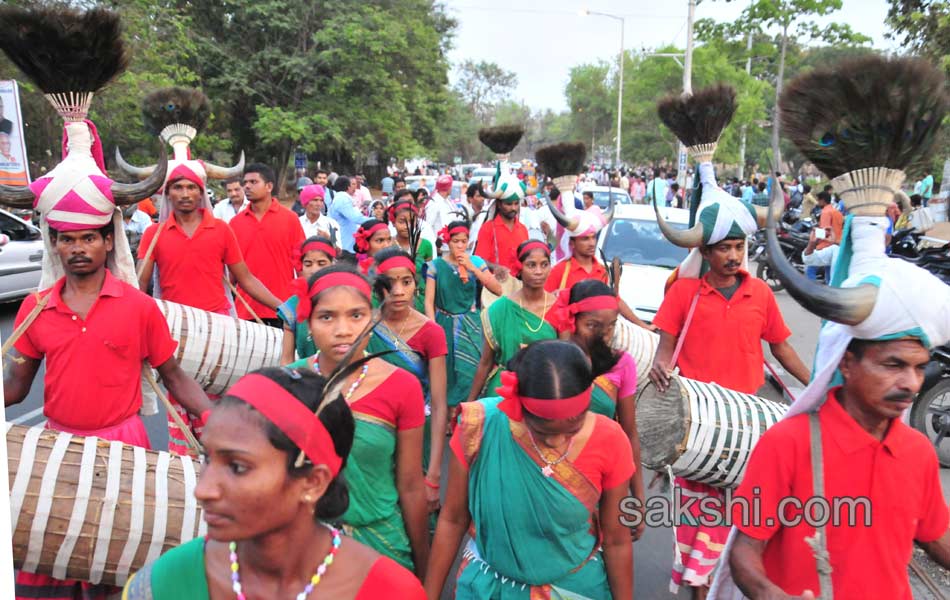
[388,201,417,223]
[293,241,337,271]
[225,374,343,477]
[291,272,372,323]
[549,293,620,333]
[512,240,551,277]
[439,225,469,244]
[495,371,590,422]
[353,222,389,252]
[377,255,416,275]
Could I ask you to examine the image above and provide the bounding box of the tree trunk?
[771,24,788,173]
[274,142,292,201]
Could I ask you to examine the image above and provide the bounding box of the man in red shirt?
[5,221,212,442]
[650,200,809,598]
[229,163,306,326]
[136,164,281,315]
[729,338,950,599]
[474,195,529,280]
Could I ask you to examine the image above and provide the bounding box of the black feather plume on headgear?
[478,125,525,155]
[535,143,587,179]
[656,84,737,147]
[0,6,128,94]
[142,87,212,136]
[779,55,948,178]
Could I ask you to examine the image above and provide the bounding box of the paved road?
[1,286,948,598]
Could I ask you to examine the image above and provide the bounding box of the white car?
[0,208,44,301]
[596,204,690,323]
[579,185,632,210]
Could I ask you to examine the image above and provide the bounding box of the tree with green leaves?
[886,0,950,75]
[705,0,870,170]
[453,59,517,122]
[564,61,614,158]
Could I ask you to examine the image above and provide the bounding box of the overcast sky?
[443,0,894,113]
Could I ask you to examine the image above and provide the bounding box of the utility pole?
[738,27,753,180]
[678,0,697,194]
[615,19,625,168]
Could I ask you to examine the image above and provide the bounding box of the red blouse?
[354,555,425,599]
[405,319,448,359]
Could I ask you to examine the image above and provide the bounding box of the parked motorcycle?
[754,212,818,292]
[910,345,950,466]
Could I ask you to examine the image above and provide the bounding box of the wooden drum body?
[157,299,283,395]
[611,319,659,393]
[7,423,205,586]
[636,375,786,488]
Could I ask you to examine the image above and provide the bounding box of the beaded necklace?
[311,351,369,401]
[228,525,342,600]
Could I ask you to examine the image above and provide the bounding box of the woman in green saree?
[423,220,502,413]
[388,198,434,312]
[367,246,448,512]
[122,367,425,600]
[279,236,336,365]
[424,340,634,599]
[287,265,430,576]
[561,279,647,541]
[466,239,558,404]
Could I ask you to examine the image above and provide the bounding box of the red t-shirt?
[652,271,790,394]
[451,405,635,493]
[14,271,178,430]
[474,216,529,274]
[406,320,448,359]
[138,209,243,313]
[544,257,608,293]
[350,368,426,430]
[354,555,425,599]
[229,199,305,319]
[734,390,949,599]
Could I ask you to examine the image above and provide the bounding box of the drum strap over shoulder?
[804,411,834,600]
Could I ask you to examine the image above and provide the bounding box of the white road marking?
[10,407,43,426]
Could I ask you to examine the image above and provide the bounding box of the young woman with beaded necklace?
[122,368,425,599]
[286,264,430,578]
[465,239,557,403]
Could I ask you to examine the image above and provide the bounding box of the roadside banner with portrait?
[0,80,30,186]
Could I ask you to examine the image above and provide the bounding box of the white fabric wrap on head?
[677,163,758,279]
[709,217,950,600]
[36,122,137,289]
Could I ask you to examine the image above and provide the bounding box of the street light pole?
[678,0,697,193]
[580,9,625,168]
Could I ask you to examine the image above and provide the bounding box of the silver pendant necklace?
[526,429,573,477]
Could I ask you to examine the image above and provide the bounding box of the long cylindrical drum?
[156,299,283,395]
[611,319,660,393]
[636,374,786,488]
[7,423,205,586]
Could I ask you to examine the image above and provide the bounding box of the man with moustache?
[649,203,809,598]
[474,192,529,283]
[212,176,248,223]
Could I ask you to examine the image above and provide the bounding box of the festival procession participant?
[298,183,342,248]
[353,218,392,275]
[230,162,306,326]
[424,220,503,413]
[279,236,337,365]
[0,6,214,597]
[648,84,811,599]
[473,125,531,278]
[464,182,490,251]
[123,368,426,599]
[129,88,283,454]
[540,178,653,331]
[367,246,449,512]
[710,54,950,600]
[211,176,247,223]
[287,265,430,577]
[424,340,635,600]
[423,174,455,235]
[556,280,646,538]
[466,239,557,402]
[389,197,434,311]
